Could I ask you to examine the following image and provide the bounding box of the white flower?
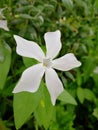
[0,20,9,31]
[13,30,81,105]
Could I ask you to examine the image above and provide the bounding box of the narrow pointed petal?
[45,68,64,105]
[52,53,81,71]
[13,63,45,93]
[0,20,9,31]
[44,30,62,59]
[14,35,45,62]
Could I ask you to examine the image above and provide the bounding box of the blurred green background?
[0,0,98,130]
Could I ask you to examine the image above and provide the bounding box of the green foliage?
[23,57,38,67]
[0,119,8,130]
[58,90,77,105]
[56,105,76,130]
[62,0,73,11]
[0,0,98,130]
[93,107,98,119]
[0,41,11,89]
[77,87,96,103]
[34,85,55,129]
[13,86,42,129]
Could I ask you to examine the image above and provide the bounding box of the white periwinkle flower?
[13,30,81,105]
[0,20,9,31]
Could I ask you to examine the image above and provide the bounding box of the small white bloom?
[13,30,81,105]
[0,20,9,31]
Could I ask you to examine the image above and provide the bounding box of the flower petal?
[52,53,81,71]
[0,20,9,31]
[14,35,45,62]
[45,68,64,105]
[13,63,45,93]
[44,30,62,59]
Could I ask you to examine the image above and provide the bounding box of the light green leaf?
[58,90,77,105]
[34,85,55,129]
[94,0,98,8]
[13,86,43,129]
[62,0,73,11]
[77,87,85,103]
[84,88,95,101]
[93,107,98,119]
[0,46,5,62]
[0,41,11,89]
[77,87,95,103]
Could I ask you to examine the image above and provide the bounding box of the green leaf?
[0,119,7,130]
[94,0,98,8]
[19,14,32,19]
[76,70,82,87]
[62,0,73,11]
[74,0,83,6]
[84,88,95,101]
[34,85,55,129]
[77,87,95,103]
[92,73,98,87]
[23,57,38,68]
[77,87,85,103]
[13,86,43,129]
[93,107,98,119]
[58,90,77,105]
[0,46,5,62]
[83,56,95,82]
[65,72,75,82]
[0,41,11,89]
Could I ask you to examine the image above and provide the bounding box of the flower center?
[43,58,52,68]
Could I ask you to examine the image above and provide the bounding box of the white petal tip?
[12,87,21,93]
[51,82,64,105]
[0,20,9,31]
[12,91,15,93]
[51,88,64,105]
[77,61,82,67]
[56,30,60,33]
[12,90,18,94]
[52,102,55,106]
[44,30,61,37]
[14,35,19,39]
